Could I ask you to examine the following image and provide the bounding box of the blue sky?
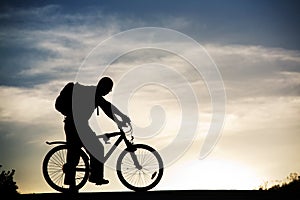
[1,0,300,49]
[1,0,300,87]
[1,0,300,193]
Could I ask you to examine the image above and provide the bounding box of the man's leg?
[89,154,103,179]
[64,145,80,187]
[75,122,108,185]
[87,142,109,185]
[64,117,81,190]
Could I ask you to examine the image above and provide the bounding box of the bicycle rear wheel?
[117,144,164,191]
[42,145,89,193]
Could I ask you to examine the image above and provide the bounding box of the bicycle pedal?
[151,171,157,179]
[103,136,111,144]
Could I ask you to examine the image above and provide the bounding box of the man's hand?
[115,114,131,128]
[121,114,131,124]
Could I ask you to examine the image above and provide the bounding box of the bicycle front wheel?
[117,144,164,192]
[42,145,89,193]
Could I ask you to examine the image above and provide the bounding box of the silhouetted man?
[62,77,130,192]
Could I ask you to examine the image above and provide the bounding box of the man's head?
[96,76,113,96]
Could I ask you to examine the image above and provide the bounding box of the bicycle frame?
[46,125,139,167]
[98,129,135,163]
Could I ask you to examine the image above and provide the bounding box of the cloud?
[1,5,300,152]
[0,84,57,123]
[205,44,300,99]
[0,5,124,86]
[1,4,300,193]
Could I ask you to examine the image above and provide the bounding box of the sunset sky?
[1,0,300,194]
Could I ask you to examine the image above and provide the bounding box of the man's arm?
[97,97,130,124]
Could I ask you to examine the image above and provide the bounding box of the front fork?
[130,151,142,170]
[125,140,142,170]
[121,130,142,170]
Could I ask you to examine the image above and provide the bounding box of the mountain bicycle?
[42,122,164,193]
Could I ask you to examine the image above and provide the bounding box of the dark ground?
[14,190,298,200]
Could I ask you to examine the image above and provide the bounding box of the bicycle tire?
[42,145,89,193]
[116,144,164,191]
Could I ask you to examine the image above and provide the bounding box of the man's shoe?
[95,179,109,185]
[64,185,78,194]
[69,188,78,194]
[64,178,74,186]
[89,176,109,185]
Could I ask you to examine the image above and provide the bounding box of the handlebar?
[97,122,133,144]
[119,122,132,134]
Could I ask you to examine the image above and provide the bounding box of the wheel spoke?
[117,144,163,191]
[43,146,89,192]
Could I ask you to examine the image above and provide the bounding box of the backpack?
[55,82,74,116]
